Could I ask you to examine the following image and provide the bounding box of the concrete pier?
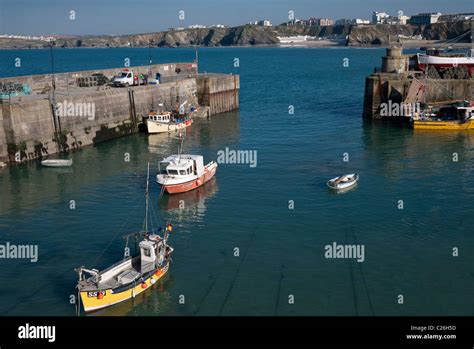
[197,73,240,116]
[363,47,473,119]
[0,63,239,163]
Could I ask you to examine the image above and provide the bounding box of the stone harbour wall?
[0,63,240,164]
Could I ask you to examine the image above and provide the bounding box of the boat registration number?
[87,290,106,298]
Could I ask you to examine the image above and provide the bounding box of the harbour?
[0,57,239,164]
[0,47,473,316]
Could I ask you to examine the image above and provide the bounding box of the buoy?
[97,292,104,300]
[196,179,202,185]
[151,278,156,285]
[155,270,160,276]
[141,283,147,289]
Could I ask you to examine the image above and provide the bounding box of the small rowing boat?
[327,173,359,190]
[41,159,73,167]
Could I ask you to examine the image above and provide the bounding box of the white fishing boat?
[146,111,193,134]
[146,102,193,134]
[41,159,73,167]
[327,173,359,190]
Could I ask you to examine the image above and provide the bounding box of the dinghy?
[41,159,73,167]
[327,173,359,190]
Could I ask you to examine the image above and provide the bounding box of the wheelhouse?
[149,112,171,123]
[436,106,474,121]
[159,158,195,176]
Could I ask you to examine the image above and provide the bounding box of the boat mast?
[145,162,150,233]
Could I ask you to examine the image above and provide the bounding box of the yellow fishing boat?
[411,104,474,130]
[75,163,174,313]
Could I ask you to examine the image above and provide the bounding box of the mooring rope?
[346,228,359,316]
[351,227,375,316]
[218,226,258,315]
[273,264,285,316]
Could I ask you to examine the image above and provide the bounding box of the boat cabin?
[149,112,172,123]
[77,233,169,292]
[436,105,474,121]
[159,155,204,177]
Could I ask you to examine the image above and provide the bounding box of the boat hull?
[327,173,359,190]
[41,159,73,167]
[79,263,169,312]
[412,120,474,130]
[161,163,217,194]
[146,118,193,134]
[417,53,474,76]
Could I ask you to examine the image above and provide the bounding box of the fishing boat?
[146,111,193,134]
[327,173,359,190]
[74,163,174,313]
[41,159,73,167]
[411,104,474,130]
[157,154,217,194]
[146,102,193,134]
[417,48,474,76]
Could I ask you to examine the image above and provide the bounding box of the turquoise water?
[0,48,473,316]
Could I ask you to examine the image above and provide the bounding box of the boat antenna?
[145,162,150,234]
[177,128,186,161]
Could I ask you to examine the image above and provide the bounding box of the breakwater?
[363,47,473,119]
[0,63,239,163]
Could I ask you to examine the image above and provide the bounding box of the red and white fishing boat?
[157,154,217,194]
[417,49,474,75]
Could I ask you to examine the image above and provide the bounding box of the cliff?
[347,20,471,46]
[0,25,280,49]
[1,20,471,49]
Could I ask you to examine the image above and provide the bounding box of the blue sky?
[1,0,473,35]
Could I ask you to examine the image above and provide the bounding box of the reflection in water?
[158,178,219,223]
[188,111,240,147]
[147,111,241,154]
[147,133,179,155]
[361,121,474,181]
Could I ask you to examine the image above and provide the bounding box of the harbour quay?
[363,46,473,119]
[0,63,239,164]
